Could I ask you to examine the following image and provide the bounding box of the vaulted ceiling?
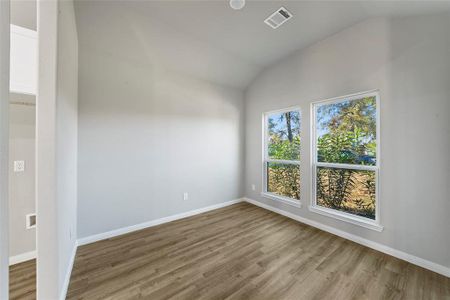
[74,1,450,89]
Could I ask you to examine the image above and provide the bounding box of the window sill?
[261,192,301,208]
[308,205,383,232]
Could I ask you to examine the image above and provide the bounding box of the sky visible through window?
[268,111,300,161]
[268,112,300,139]
[266,110,301,200]
[316,97,376,166]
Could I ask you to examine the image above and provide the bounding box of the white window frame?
[310,90,383,231]
[262,107,301,208]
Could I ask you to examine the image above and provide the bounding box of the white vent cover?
[264,7,292,29]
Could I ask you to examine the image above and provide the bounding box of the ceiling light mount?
[230,0,245,10]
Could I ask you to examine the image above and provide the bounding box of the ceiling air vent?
[264,7,292,29]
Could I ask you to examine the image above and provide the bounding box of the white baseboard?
[244,197,450,278]
[9,250,36,266]
[77,198,244,246]
[59,242,78,300]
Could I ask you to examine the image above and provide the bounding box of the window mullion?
[266,158,300,165]
[315,162,377,171]
[311,91,380,226]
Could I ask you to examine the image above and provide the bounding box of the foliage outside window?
[264,109,301,201]
[312,92,379,222]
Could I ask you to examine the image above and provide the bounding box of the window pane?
[316,96,376,165]
[316,167,376,219]
[268,111,300,160]
[267,162,300,200]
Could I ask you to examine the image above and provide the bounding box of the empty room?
[0,0,449,299]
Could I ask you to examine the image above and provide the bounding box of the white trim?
[244,197,450,278]
[310,90,381,227]
[261,192,301,208]
[77,199,244,246]
[9,250,36,265]
[315,162,377,171]
[309,89,379,106]
[36,1,59,298]
[266,158,300,165]
[309,205,383,232]
[262,107,302,203]
[59,242,77,300]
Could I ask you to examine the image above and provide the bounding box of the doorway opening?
[8,1,37,298]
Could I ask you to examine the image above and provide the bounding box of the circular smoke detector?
[230,0,245,10]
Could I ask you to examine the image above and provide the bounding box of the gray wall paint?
[36,0,78,298]
[0,1,10,295]
[245,14,450,268]
[56,0,78,295]
[9,95,35,257]
[77,49,244,238]
[36,0,59,297]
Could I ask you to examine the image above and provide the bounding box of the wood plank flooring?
[9,259,36,300]
[67,202,450,299]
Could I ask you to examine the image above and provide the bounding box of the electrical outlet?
[14,160,25,172]
[183,192,189,200]
[251,184,256,191]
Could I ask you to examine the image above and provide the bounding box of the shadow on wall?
[77,47,245,239]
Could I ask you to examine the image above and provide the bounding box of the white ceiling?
[73,1,450,89]
[10,0,36,30]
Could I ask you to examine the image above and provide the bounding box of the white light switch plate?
[14,160,25,172]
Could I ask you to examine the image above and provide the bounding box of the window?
[311,91,382,231]
[262,108,301,207]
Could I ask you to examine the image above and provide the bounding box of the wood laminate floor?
[67,202,450,299]
[9,259,36,300]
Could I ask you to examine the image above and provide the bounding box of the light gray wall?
[36,1,59,296]
[36,0,78,298]
[245,14,450,268]
[56,0,78,296]
[9,94,35,257]
[77,49,244,238]
[0,1,10,296]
